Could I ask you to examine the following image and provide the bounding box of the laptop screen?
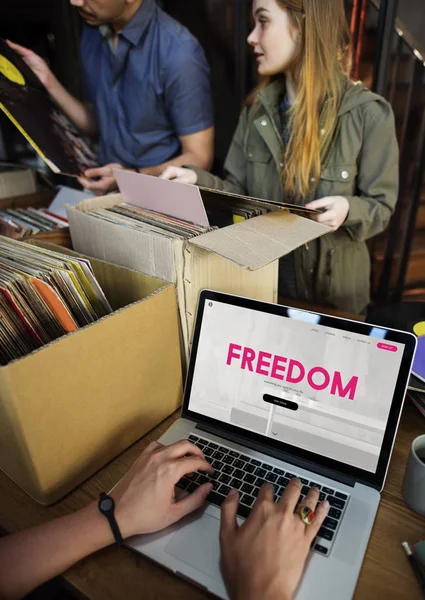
[184,292,416,487]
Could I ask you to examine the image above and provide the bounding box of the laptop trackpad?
[165,513,222,579]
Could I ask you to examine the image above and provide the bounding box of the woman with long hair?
[162,0,398,315]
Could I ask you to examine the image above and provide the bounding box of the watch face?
[100,498,113,512]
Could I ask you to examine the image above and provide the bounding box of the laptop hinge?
[196,422,358,488]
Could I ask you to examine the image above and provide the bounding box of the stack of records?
[88,203,214,239]
[0,237,112,365]
[201,189,276,227]
[0,207,68,239]
[199,187,317,228]
[85,190,307,239]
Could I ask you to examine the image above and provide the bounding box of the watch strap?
[98,492,123,545]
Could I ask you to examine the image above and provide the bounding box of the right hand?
[160,166,198,184]
[6,40,55,92]
[111,440,213,538]
[220,479,329,600]
[78,163,124,196]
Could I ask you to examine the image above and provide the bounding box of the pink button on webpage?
[377,343,398,352]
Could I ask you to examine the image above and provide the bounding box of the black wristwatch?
[98,492,123,545]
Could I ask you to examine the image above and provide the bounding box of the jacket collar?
[256,78,285,139]
[257,78,285,111]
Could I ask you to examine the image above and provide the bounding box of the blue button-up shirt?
[81,0,214,168]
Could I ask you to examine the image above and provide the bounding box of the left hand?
[78,163,124,196]
[111,440,213,538]
[305,196,349,231]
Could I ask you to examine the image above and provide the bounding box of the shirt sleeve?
[343,100,399,242]
[163,38,214,137]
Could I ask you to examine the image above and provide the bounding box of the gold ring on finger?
[296,505,315,526]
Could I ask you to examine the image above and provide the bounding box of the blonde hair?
[248,0,351,200]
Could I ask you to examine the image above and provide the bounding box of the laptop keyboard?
[176,434,350,557]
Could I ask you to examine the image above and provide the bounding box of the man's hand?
[160,166,198,184]
[6,40,56,92]
[220,479,329,600]
[111,440,213,538]
[7,41,98,136]
[78,163,125,196]
[305,196,349,231]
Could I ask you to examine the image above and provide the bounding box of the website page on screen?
[188,301,405,473]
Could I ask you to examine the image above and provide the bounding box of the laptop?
[127,290,416,599]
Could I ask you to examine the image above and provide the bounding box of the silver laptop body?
[127,290,416,600]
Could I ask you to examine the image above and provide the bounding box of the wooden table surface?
[0,401,424,600]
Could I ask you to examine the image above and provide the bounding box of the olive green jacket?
[192,78,399,314]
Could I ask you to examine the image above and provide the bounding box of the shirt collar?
[119,0,156,46]
[98,0,156,46]
[280,95,291,113]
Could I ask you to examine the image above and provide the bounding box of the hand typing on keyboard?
[0,437,330,600]
[220,479,329,600]
[181,434,346,557]
[112,439,214,537]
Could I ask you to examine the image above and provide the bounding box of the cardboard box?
[0,242,183,504]
[67,172,329,361]
[0,168,37,199]
[0,187,72,248]
[0,188,54,211]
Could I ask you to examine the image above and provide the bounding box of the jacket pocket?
[246,148,271,163]
[317,164,357,198]
[317,233,370,314]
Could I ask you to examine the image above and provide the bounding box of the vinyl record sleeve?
[0,39,98,175]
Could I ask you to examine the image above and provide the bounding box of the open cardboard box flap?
[189,210,329,270]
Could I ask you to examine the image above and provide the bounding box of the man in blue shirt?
[8,0,214,195]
